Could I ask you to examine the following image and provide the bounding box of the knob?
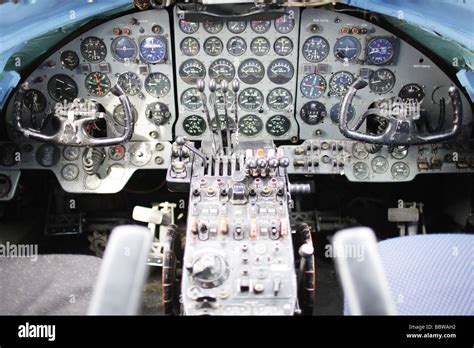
[268,157,279,169]
[221,80,228,93]
[279,157,290,168]
[246,158,257,169]
[197,79,205,93]
[209,79,217,93]
[231,79,240,93]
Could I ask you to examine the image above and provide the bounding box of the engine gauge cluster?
[174,7,300,140]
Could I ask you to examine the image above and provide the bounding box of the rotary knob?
[189,252,230,288]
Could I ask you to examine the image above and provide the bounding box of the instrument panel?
[173,7,301,140]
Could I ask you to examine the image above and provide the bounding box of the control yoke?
[338,78,463,146]
[14,83,134,147]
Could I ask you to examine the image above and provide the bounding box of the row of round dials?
[178,58,294,85]
[182,114,292,138]
[59,35,167,69]
[22,72,171,113]
[302,35,395,65]
[178,16,296,35]
[180,36,294,57]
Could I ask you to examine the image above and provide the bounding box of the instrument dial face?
[266,115,291,136]
[204,37,224,56]
[267,87,292,111]
[227,21,247,34]
[63,146,81,161]
[108,144,126,161]
[391,162,410,180]
[208,59,236,83]
[352,142,369,160]
[267,59,294,84]
[60,50,79,70]
[145,102,171,125]
[227,36,247,56]
[144,72,171,98]
[117,72,141,96]
[274,13,295,34]
[250,37,270,56]
[183,115,206,136]
[181,88,203,111]
[61,164,79,181]
[111,36,137,63]
[238,59,265,85]
[330,103,355,124]
[180,37,200,56]
[113,104,138,126]
[47,74,78,102]
[251,20,271,34]
[85,72,111,97]
[334,36,361,62]
[302,36,330,62]
[239,114,263,136]
[367,38,395,65]
[274,37,293,56]
[139,36,166,63]
[353,162,370,180]
[300,101,327,125]
[329,71,355,96]
[80,37,107,63]
[203,21,223,34]
[23,89,47,113]
[399,83,425,103]
[371,156,389,174]
[179,20,199,34]
[369,68,396,94]
[300,73,327,99]
[238,88,264,111]
[211,89,235,110]
[179,59,206,84]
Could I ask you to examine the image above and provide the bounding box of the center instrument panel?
[1,6,473,200]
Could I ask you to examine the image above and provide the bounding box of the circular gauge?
[391,146,409,159]
[145,102,171,125]
[47,74,78,103]
[208,59,236,83]
[334,36,361,62]
[108,144,126,161]
[250,37,270,56]
[367,38,395,65]
[179,59,206,84]
[238,59,265,85]
[0,143,20,167]
[267,87,292,111]
[238,88,264,111]
[251,20,271,34]
[211,89,235,110]
[274,37,293,56]
[23,89,47,113]
[129,142,152,167]
[353,162,370,180]
[80,37,107,63]
[369,68,396,94]
[179,19,199,34]
[111,36,137,63]
[204,37,224,56]
[227,36,247,56]
[227,21,247,34]
[352,142,369,160]
[181,88,203,111]
[330,103,355,124]
[211,116,236,132]
[329,71,354,96]
[112,104,138,126]
[302,36,330,63]
[300,101,327,125]
[183,115,206,136]
[60,50,79,70]
[300,73,327,99]
[267,59,294,84]
[399,83,425,103]
[139,36,166,64]
[63,146,81,161]
[239,114,263,136]
[203,21,223,34]
[117,72,141,96]
[371,156,389,174]
[275,13,295,34]
[144,73,170,98]
[36,143,60,167]
[85,72,111,97]
[266,115,291,137]
[180,37,200,56]
[391,162,410,180]
[61,164,79,181]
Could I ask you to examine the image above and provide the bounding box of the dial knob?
[189,252,229,288]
